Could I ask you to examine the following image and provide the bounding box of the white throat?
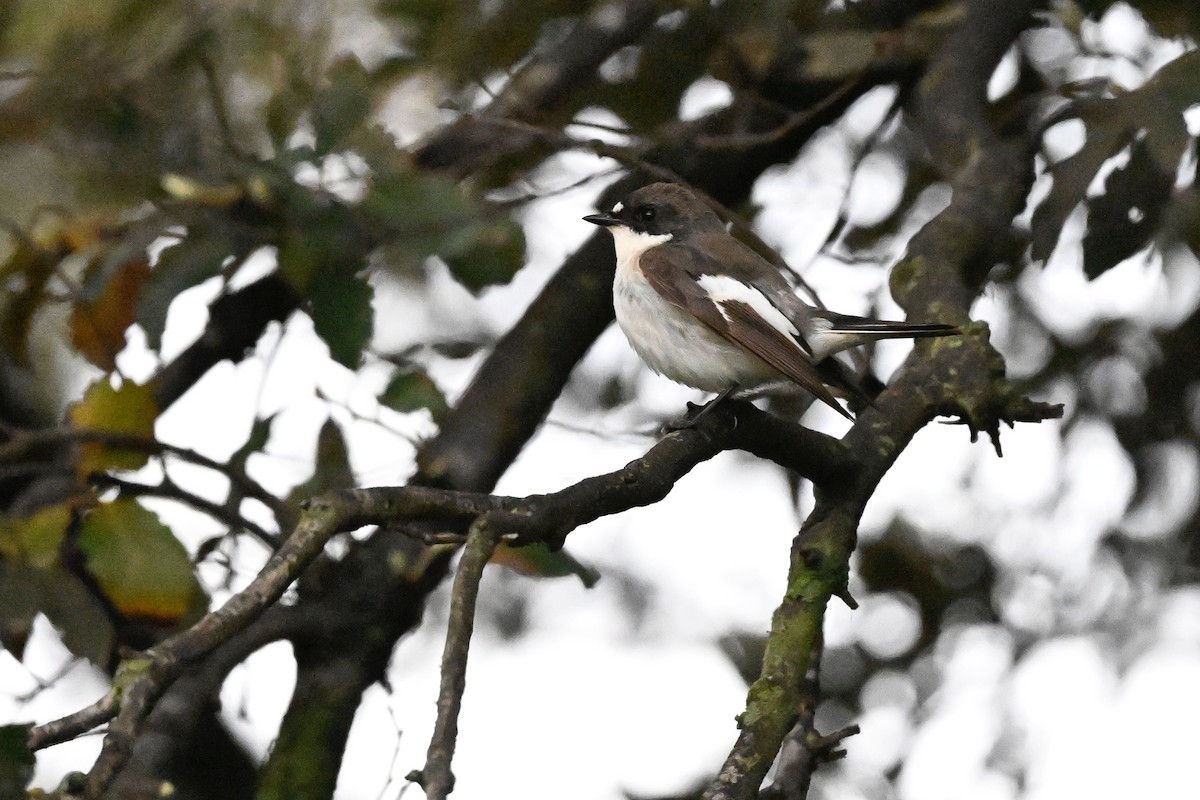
[609,226,673,271]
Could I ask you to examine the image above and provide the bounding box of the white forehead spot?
[612,202,624,212]
[696,274,800,338]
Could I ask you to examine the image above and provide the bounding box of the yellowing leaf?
[67,379,158,476]
[0,239,56,367]
[160,173,245,206]
[71,257,151,370]
[489,543,599,588]
[77,500,206,623]
[0,504,116,665]
[0,505,72,569]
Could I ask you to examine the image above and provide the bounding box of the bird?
[583,182,959,421]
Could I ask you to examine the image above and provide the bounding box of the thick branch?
[151,274,298,411]
[413,0,667,176]
[34,401,839,795]
[124,5,959,794]
[260,13,937,796]
[704,3,1050,797]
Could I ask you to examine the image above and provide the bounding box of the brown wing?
[718,301,852,419]
[639,244,852,419]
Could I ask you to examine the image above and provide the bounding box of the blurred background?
[1,1,1199,798]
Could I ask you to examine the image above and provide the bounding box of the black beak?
[583,213,621,227]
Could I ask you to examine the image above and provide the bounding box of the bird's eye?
[637,206,656,223]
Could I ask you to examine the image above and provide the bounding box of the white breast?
[610,231,779,392]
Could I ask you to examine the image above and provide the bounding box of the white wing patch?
[695,274,802,341]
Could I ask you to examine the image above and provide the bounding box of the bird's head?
[584,182,724,240]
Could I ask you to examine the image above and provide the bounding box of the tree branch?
[703,3,1052,797]
[93,474,279,549]
[256,11,941,796]
[413,0,667,176]
[28,400,837,795]
[151,274,298,412]
[27,495,354,789]
[0,428,291,531]
[95,5,962,794]
[410,519,498,800]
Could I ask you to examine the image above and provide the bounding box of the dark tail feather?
[829,322,959,339]
[816,358,874,409]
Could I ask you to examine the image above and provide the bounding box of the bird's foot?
[663,401,709,432]
[663,384,739,433]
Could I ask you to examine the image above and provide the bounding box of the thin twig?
[27,693,120,750]
[495,166,623,210]
[93,474,281,549]
[0,428,290,529]
[411,518,499,799]
[198,54,247,158]
[692,76,867,151]
[12,657,88,705]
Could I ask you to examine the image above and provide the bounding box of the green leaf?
[312,57,374,155]
[0,563,39,660]
[138,232,232,349]
[77,500,207,624]
[381,370,450,423]
[442,217,526,293]
[361,170,476,261]
[288,419,356,502]
[0,560,116,666]
[356,156,528,285]
[0,724,35,798]
[309,266,374,368]
[276,225,326,292]
[231,414,276,473]
[33,566,117,667]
